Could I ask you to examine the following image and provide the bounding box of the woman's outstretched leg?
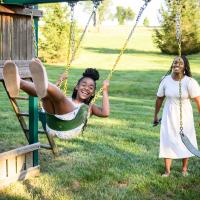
[3,60,20,97]
[3,59,75,115]
[29,58,75,114]
[20,79,37,97]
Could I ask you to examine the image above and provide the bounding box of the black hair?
[160,55,192,83]
[71,68,100,105]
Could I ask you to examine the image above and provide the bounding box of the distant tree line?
[38,0,200,63]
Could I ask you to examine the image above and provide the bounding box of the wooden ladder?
[0,79,58,155]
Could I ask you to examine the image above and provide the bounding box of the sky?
[75,0,165,26]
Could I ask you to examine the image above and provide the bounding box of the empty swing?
[175,0,200,158]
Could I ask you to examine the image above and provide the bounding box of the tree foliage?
[115,6,135,25]
[39,3,72,63]
[153,0,200,55]
[81,0,112,25]
[143,17,149,27]
[98,0,113,25]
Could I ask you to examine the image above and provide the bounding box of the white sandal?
[29,58,48,98]
[3,61,20,97]
[161,172,170,177]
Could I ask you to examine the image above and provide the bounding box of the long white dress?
[157,75,200,158]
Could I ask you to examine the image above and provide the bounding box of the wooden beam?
[0,166,40,190]
[0,60,32,80]
[0,143,40,160]
[0,5,42,17]
[1,0,93,6]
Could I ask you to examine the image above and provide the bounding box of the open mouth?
[80,90,90,97]
[173,66,180,71]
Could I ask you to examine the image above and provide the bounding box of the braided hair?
[160,55,192,83]
[72,68,99,105]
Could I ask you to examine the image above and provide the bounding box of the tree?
[153,0,200,55]
[115,6,135,25]
[125,7,135,22]
[143,17,149,27]
[39,3,72,63]
[115,6,126,25]
[81,0,112,25]
[98,0,113,25]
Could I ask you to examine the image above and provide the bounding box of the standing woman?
[153,55,200,177]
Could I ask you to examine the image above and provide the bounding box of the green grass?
[0,26,200,200]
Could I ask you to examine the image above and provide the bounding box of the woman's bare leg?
[164,158,172,175]
[182,158,188,173]
[20,79,75,114]
[3,59,75,115]
[20,79,37,97]
[44,83,75,114]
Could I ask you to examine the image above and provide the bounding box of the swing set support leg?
[29,96,39,166]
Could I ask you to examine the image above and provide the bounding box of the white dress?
[46,98,86,140]
[157,75,200,158]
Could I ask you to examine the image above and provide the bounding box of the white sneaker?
[3,60,20,97]
[29,58,48,98]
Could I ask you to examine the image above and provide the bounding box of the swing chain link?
[70,0,100,64]
[175,0,182,56]
[64,2,76,95]
[179,79,184,136]
[31,10,38,58]
[61,1,101,94]
[69,2,76,58]
[91,0,151,104]
[177,0,183,136]
[93,0,101,10]
[92,0,101,26]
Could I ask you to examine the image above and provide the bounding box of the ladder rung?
[13,96,29,100]
[18,112,29,117]
[24,129,46,134]
[24,128,29,132]
[38,129,46,134]
[40,144,52,149]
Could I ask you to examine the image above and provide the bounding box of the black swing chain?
[31,10,38,58]
[92,0,101,26]
[70,0,101,64]
[91,0,152,103]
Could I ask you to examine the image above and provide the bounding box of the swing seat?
[39,104,88,132]
[180,132,200,158]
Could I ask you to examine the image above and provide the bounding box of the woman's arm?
[153,96,165,124]
[193,96,200,113]
[91,80,110,117]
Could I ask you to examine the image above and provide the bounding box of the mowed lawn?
[0,26,200,200]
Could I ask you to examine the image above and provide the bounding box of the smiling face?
[75,77,95,102]
[172,56,185,75]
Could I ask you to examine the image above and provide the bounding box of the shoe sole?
[3,61,20,97]
[29,59,48,98]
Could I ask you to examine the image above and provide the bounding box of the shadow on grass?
[1,66,200,199]
[84,47,162,56]
[0,193,29,200]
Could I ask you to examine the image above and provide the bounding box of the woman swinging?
[3,58,110,139]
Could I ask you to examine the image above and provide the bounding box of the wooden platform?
[0,5,41,80]
[0,60,32,80]
[0,143,40,190]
